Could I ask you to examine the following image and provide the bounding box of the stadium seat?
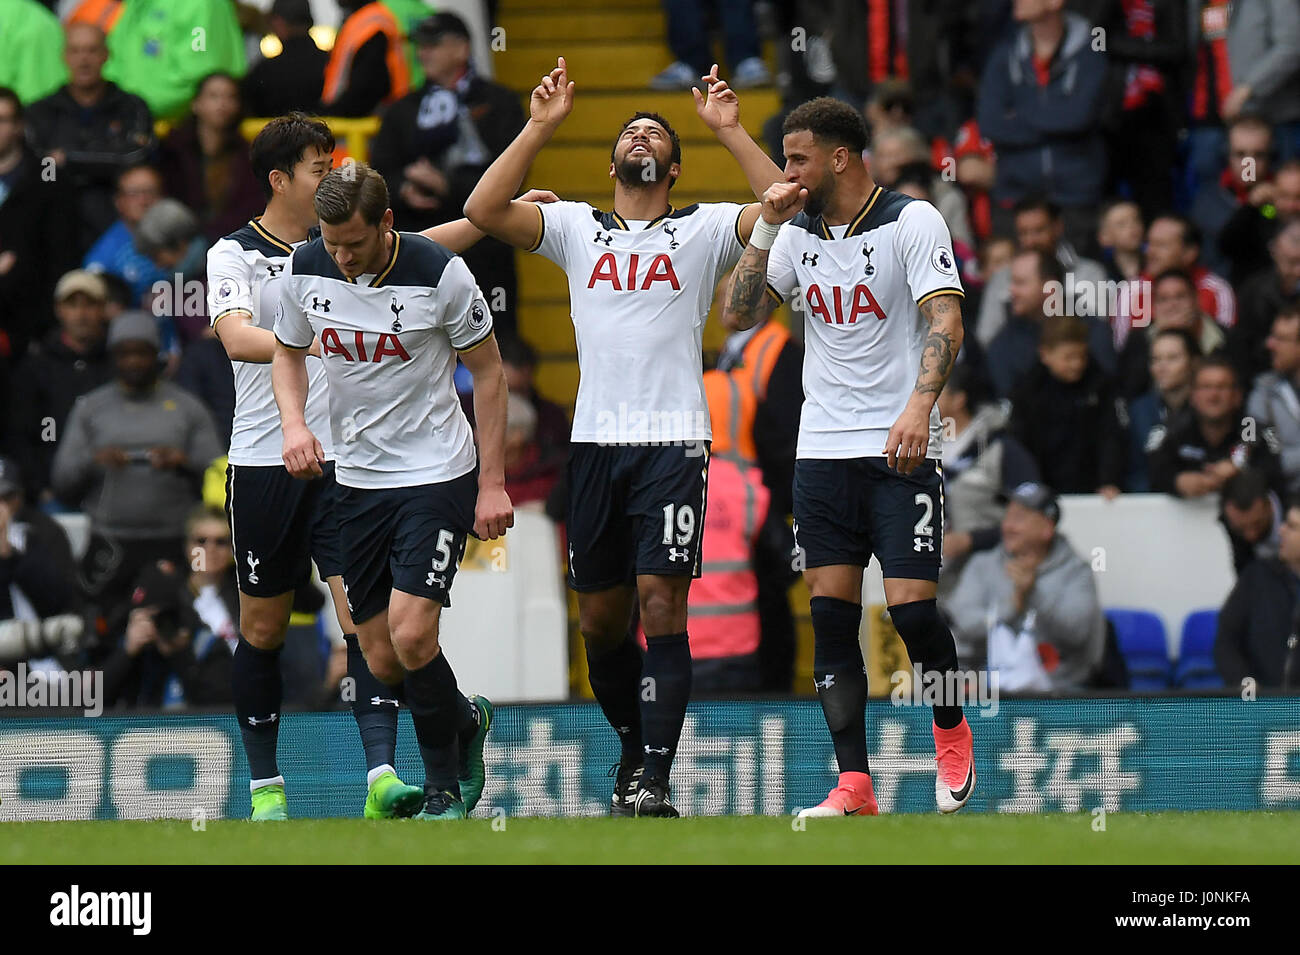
[1105,609,1171,689]
[1174,610,1224,689]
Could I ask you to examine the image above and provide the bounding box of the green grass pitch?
[3,812,1296,864]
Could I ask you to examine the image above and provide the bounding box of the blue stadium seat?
[1106,609,1171,689]
[1174,610,1223,689]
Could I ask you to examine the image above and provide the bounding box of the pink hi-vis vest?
[687,455,769,659]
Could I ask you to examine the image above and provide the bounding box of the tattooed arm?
[883,293,964,474]
[721,244,779,331]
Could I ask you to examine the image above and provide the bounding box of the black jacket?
[0,147,80,359]
[1215,557,1300,688]
[1009,361,1127,492]
[7,329,114,499]
[243,34,329,117]
[23,82,155,251]
[0,503,82,620]
[1229,268,1300,386]
[1147,413,1283,496]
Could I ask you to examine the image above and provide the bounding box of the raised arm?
[426,191,561,253]
[693,64,784,243]
[464,58,575,249]
[884,293,964,473]
[721,180,806,330]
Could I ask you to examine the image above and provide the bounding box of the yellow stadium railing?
[153,116,383,163]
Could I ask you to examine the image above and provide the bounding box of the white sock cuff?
[250,774,285,793]
[367,764,396,787]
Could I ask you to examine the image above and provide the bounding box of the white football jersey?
[274,231,491,489]
[766,186,964,459]
[530,200,749,444]
[207,219,333,466]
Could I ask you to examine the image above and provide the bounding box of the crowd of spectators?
[2,0,1299,701]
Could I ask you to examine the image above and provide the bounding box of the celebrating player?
[271,161,512,820]
[722,97,976,817]
[464,57,782,816]
[208,116,507,821]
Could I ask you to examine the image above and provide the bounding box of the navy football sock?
[811,596,869,774]
[889,598,964,730]
[232,638,283,782]
[585,635,644,763]
[639,632,692,781]
[403,650,461,798]
[345,634,399,774]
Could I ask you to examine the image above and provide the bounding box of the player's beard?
[614,154,670,190]
[802,177,834,218]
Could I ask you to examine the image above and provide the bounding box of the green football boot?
[363,770,425,819]
[458,694,493,814]
[414,790,467,820]
[249,783,288,821]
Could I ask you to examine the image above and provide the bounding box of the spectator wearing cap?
[319,0,412,118]
[944,482,1106,692]
[370,12,525,333]
[976,0,1109,251]
[51,310,223,617]
[135,197,206,351]
[0,86,80,364]
[1125,327,1197,492]
[242,0,329,117]
[1148,355,1283,500]
[159,72,264,246]
[1215,497,1300,690]
[82,163,169,308]
[1230,218,1300,387]
[7,270,114,505]
[1220,468,1284,574]
[1247,305,1300,496]
[0,455,85,671]
[24,22,155,254]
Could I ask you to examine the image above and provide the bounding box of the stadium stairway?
[493,0,781,415]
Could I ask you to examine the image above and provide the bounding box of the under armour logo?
[343,581,353,613]
[426,570,447,588]
[311,296,330,312]
[644,745,670,756]
[246,551,260,584]
[914,537,934,552]
[813,674,835,690]
[664,224,679,250]
[390,296,404,332]
[370,696,399,708]
[668,547,689,562]
[247,713,278,727]
[862,245,875,276]
[594,230,613,245]
[266,263,284,276]
[801,252,818,266]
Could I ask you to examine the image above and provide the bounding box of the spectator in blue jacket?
[1126,327,1197,492]
[976,0,1108,253]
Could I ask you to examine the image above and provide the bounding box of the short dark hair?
[1153,213,1202,252]
[1223,468,1272,511]
[1018,247,1065,285]
[496,333,537,369]
[0,87,21,120]
[1041,314,1089,349]
[611,112,682,167]
[1151,327,1200,360]
[115,162,162,191]
[1013,195,1061,221]
[250,112,336,199]
[314,160,389,226]
[1152,266,1196,294]
[1194,353,1240,389]
[782,96,869,154]
[270,0,314,28]
[893,161,933,197]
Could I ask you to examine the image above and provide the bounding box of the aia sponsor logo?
[804,283,886,324]
[319,328,412,362]
[587,252,680,291]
